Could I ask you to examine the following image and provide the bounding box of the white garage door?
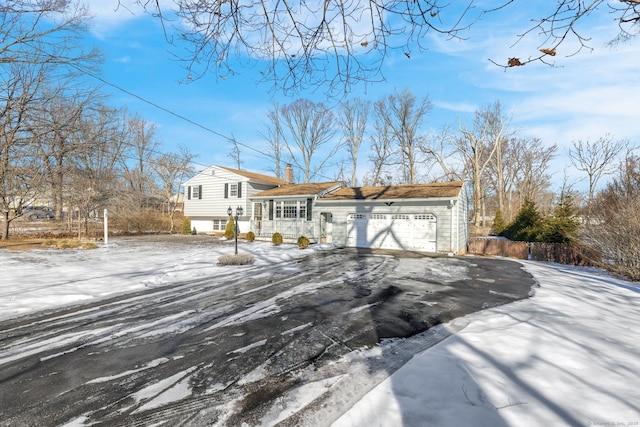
[346,213,437,252]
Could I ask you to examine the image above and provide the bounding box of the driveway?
[0,240,536,426]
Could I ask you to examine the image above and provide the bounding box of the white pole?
[103,208,109,246]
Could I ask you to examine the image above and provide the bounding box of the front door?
[320,212,333,243]
[253,202,263,234]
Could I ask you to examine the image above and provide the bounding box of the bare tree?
[260,103,285,179]
[568,135,626,225]
[1,1,99,69]
[454,103,502,226]
[590,155,640,280]
[228,137,242,170]
[31,87,99,221]
[121,116,160,201]
[374,89,432,184]
[67,105,130,236]
[419,126,464,182]
[153,147,196,233]
[279,99,340,183]
[367,110,394,186]
[480,101,511,217]
[0,63,47,239]
[512,138,557,209]
[338,97,370,186]
[130,1,640,93]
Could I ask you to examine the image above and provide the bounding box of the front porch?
[250,219,317,242]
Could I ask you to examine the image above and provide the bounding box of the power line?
[65,62,343,183]
[68,63,276,163]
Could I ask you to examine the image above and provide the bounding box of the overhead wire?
[67,62,277,164]
[64,63,342,183]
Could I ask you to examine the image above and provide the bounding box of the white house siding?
[315,198,467,253]
[184,166,280,234]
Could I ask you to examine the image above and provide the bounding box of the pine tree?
[542,188,581,244]
[492,209,507,235]
[502,199,543,242]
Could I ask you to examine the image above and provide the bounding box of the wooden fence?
[467,238,597,266]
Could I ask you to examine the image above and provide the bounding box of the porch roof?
[320,181,464,200]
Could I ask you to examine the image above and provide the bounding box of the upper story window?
[224,182,242,198]
[188,185,202,200]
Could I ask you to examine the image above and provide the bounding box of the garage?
[346,213,437,252]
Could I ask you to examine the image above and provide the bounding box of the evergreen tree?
[501,198,543,242]
[491,209,507,235]
[542,188,581,244]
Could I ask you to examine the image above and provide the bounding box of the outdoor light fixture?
[228,206,243,255]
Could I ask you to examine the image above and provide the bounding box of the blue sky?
[83,2,640,192]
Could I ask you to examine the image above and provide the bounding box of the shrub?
[217,253,255,265]
[245,231,255,242]
[224,216,236,240]
[297,235,310,249]
[181,217,192,235]
[272,232,283,246]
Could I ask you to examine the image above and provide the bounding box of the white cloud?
[434,100,477,114]
[85,1,139,37]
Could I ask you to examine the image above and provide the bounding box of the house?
[184,164,468,254]
[182,165,286,234]
[251,180,468,254]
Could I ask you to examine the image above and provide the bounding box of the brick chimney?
[285,164,294,184]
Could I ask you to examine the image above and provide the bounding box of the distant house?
[184,164,468,254]
[182,165,286,234]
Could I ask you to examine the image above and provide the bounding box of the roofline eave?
[316,196,460,204]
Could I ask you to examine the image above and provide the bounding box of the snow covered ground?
[332,262,640,427]
[1,236,639,426]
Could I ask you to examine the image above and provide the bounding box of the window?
[190,185,202,199]
[391,214,409,220]
[299,202,306,221]
[415,214,436,221]
[213,219,227,231]
[273,200,307,219]
[224,182,242,198]
[283,201,297,218]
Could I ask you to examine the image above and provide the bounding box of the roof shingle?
[218,166,286,185]
[253,182,342,197]
[321,181,463,200]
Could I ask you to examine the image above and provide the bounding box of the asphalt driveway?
[0,242,536,426]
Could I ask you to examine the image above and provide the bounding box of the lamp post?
[228,205,243,254]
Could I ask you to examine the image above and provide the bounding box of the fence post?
[103,208,108,247]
